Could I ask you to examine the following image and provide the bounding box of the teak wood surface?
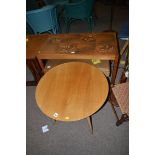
[26,32,119,85]
[35,62,109,121]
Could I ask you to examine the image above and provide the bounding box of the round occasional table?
[35,62,109,133]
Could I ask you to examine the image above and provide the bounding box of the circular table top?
[35,62,109,121]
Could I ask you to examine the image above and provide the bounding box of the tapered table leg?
[87,116,93,134]
[53,119,57,126]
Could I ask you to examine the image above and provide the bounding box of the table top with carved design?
[26,32,119,60]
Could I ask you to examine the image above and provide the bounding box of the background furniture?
[26,5,59,34]
[118,21,129,40]
[43,0,69,14]
[109,40,129,126]
[35,62,109,133]
[43,0,70,32]
[63,0,94,32]
[26,32,119,86]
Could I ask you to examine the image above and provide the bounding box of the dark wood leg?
[109,90,120,121]
[120,72,127,83]
[53,119,57,126]
[109,89,119,107]
[93,1,98,19]
[116,114,129,126]
[27,59,38,83]
[26,59,43,86]
[109,4,114,30]
[109,100,120,121]
[36,0,46,8]
[26,81,37,86]
[87,116,93,134]
[111,55,119,85]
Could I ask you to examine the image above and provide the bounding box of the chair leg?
[53,27,58,34]
[109,100,120,121]
[65,19,72,33]
[116,114,129,126]
[90,16,94,30]
[57,22,61,33]
[87,17,93,32]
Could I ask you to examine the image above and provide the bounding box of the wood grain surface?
[27,32,118,60]
[35,62,109,121]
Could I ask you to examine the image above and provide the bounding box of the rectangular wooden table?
[26,32,119,85]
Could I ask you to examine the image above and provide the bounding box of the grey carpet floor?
[26,86,129,155]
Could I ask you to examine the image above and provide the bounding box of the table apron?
[36,54,116,60]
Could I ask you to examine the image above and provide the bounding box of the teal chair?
[63,0,94,32]
[26,5,59,34]
[43,0,69,18]
[43,0,69,17]
[43,0,70,32]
